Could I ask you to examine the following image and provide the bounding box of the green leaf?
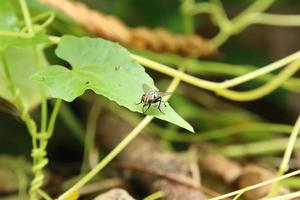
[0,47,48,111]
[32,36,194,132]
[0,1,19,31]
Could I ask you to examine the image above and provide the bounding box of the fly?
[136,84,172,114]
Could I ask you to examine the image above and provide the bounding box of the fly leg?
[143,103,151,114]
[157,98,165,114]
[135,95,144,105]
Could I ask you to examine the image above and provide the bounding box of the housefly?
[136,84,172,114]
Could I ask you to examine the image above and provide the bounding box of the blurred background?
[1,0,300,199]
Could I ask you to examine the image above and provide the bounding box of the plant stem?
[1,49,41,200]
[131,54,219,90]
[143,191,165,200]
[37,190,53,200]
[58,102,85,143]
[190,2,213,15]
[133,49,300,93]
[29,99,61,200]
[0,30,30,38]
[132,52,300,102]
[34,12,55,33]
[210,32,230,47]
[221,138,300,158]
[231,0,275,33]
[267,116,300,197]
[268,191,300,200]
[180,0,195,34]
[81,99,103,174]
[217,59,300,101]
[253,13,300,26]
[32,46,48,134]
[233,0,275,22]
[209,169,300,200]
[46,99,62,138]
[176,123,293,142]
[220,51,300,88]
[19,0,34,36]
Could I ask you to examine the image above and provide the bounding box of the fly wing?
[142,84,152,93]
[158,92,173,97]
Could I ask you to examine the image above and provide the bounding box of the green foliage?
[32,36,194,132]
[0,1,19,31]
[0,47,47,109]
[0,0,49,110]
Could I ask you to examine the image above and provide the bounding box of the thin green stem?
[177,123,293,142]
[35,12,55,34]
[208,169,300,200]
[18,11,55,34]
[268,191,300,200]
[180,0,195,34]
[217,59,300,101]
[32,46,48,134]
[235,0,275,21]
[40,91,47,133]
[30,12,54,23]
[131,54,219,91]
[133,49,300,93]
[19,0,34,36]
[81,100,103,174]
[2,45,40,200]
[236,0,275,16]
[211,31,230,47]
[253,13,300,26]
[37,190,53,200]
[0,30,30,38]
[132,52,300,102]
[209,0,231,31]
[46,99,62,138]
[232,0,276,32]
[206,0,276,45]
[58,102,85,143]
[221,138,300,158]
[30,99,62,200]
[143,191,165,200]
[220,51,300,88]
[267,116,300,197]
[190,2,213,15]
[232,191,245,200]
